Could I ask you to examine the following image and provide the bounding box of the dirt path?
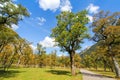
[80,69,116,80]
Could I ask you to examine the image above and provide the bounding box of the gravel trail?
[80,69,116,80]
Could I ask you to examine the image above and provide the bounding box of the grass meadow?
[0,68,82,80]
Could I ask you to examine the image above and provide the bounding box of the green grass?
[0,68,82,80]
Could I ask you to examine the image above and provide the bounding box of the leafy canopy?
[91,11,120,42]
[0,0,29,27]
[51,10,89,53]
[0,25,20,44]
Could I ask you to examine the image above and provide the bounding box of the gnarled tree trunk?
[112,56,120,78]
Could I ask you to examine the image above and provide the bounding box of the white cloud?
[38,0,72,12]
[39,0,60,11]
[27,9,32,15]
[37,17,46,25]
[12,0,17,2]
[30,45,37,53]
[60,0,72,12]
[27,17,46,26]
[11,24,19,30]
[39,36,56,48]
[86,3,99,14]
[58,53,66,57]
[13,4,18,8]
[85,45,90,49]
[0,4,3,12]
[0,4,3,8]
[86,15,93,23]
[29,12,32,15]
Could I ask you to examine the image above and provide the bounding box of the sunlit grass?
[0,68,82,80]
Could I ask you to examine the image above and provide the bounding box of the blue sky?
[13,0,120,55]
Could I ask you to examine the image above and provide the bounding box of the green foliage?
[91,11,120,59]
[36,44,47,67]
[74,53,81,68]
[103,26,120,56]
[0,26,33,70]
[0,25,19,43]
[50,50,57,68]
[0,0,31,70]
[51,10,89,52]
[0,0,29,26]
[87,11,120,77]
[51,10,89,75]
[58,55,70,67]
[81,42,114,71]
[91,11,120,42]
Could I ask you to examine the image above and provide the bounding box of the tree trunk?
[103,60,107,72]
[16,55,22,67]
[112,56,120,78]
[95,65,98,71]
[70,51,76,76]
[110,66,114,72]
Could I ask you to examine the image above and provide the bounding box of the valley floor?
[0,68,82,80]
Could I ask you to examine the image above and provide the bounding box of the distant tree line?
[27,44,81,69]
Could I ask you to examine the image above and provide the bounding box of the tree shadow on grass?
[46,69,71,76]
[0,69,25,80]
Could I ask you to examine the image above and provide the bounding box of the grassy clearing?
[0,68,82,80]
